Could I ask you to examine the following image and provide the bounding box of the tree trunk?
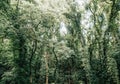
[45,52,49,84]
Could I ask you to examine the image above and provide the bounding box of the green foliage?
[0,0,120,84]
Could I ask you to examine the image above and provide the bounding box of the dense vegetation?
[0,0,120,84]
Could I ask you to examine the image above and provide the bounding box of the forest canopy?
[0,0,120,84]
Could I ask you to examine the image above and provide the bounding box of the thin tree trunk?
[45,52,49,84]
[29,40,37,84]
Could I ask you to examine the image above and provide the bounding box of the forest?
[0,0,120,84]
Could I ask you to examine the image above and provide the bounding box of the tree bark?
[45,52,49,84]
